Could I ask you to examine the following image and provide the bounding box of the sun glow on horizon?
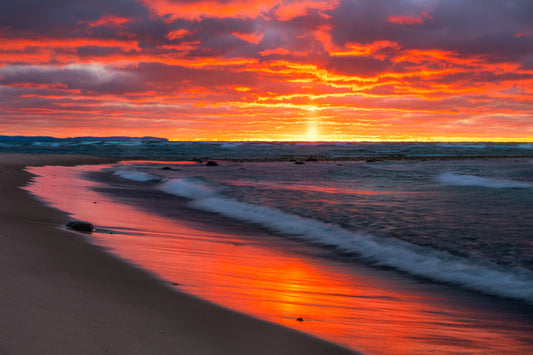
[304,121,320,142]
[166,134,533,143]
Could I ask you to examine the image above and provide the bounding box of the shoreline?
[0,153,355,354]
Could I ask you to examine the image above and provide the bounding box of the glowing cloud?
[0,0,532,141]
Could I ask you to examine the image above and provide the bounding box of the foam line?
[112,167,162,182]
[438,172,532,188]
[158,178,533,303]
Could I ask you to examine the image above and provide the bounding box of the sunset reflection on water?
[25,164,533,354]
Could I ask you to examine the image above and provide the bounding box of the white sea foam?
[157,177,533,303]
[112,167,162,182]
[438,172,532,188]
[159,178,216,199]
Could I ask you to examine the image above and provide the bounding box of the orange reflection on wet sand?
[25,165,533,354]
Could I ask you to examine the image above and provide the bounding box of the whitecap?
[157,178,533,303]
[438,173,532,188]
[112,167,162,182]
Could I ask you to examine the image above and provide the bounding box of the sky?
[0,0,532,141]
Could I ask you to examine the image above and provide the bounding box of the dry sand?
[0,153,355,354]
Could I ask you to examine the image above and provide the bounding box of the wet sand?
[0,153,355,354]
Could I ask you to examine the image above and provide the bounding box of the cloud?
[325,0,533,61]
[0,64,145,94]
[0,0,532,140]
[0,0,148,35]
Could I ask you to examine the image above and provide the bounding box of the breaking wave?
[112,167,163,182]
[158,178,533,303]
[438,172,533,188]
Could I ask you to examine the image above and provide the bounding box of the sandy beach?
[0,153,355,354]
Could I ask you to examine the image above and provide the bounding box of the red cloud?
[136,0,335,20]
[79,16,131,28]
[387,12,431,25]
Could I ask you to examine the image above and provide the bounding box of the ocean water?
[20,141,533,354]
[2,139,533,160]
[111,158,533,299]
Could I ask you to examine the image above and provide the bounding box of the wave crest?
[438,172,532,188]
[157,178,533,303]
[112,167,162,182]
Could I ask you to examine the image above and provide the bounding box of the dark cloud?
[0,0,148,36]
[133,62,259,89]
[325,0,533,62]
[0,65,145,94]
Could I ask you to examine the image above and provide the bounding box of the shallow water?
[108,158,533,301]
[25,161,533,354]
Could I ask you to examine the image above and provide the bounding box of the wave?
[438,172,532,188]
[437,143,487,149]
[158,177,215,199]
[112,167,163,182]
[157,177,533,303]
[31,141,61,147]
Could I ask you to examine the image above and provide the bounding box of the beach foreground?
[0,153,355,354]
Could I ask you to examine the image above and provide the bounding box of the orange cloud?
[232,32,264,44]
[137,0,336,20]
[0,37,139,52]
[137,0,278,20]
[166,29,193,40]
[329,41,400,57]
[79,16,131,28]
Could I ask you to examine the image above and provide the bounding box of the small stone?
[206,161,218,166]
[162,166,172,170]
[296,318,304,322]
[66,221,94,232]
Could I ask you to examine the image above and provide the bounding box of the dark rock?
[295,161,305,165]
[366,158,381,163]
[161,166,172,170]
[66,221,94,232]
[296,318,304,322]
[206,161,218,166]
